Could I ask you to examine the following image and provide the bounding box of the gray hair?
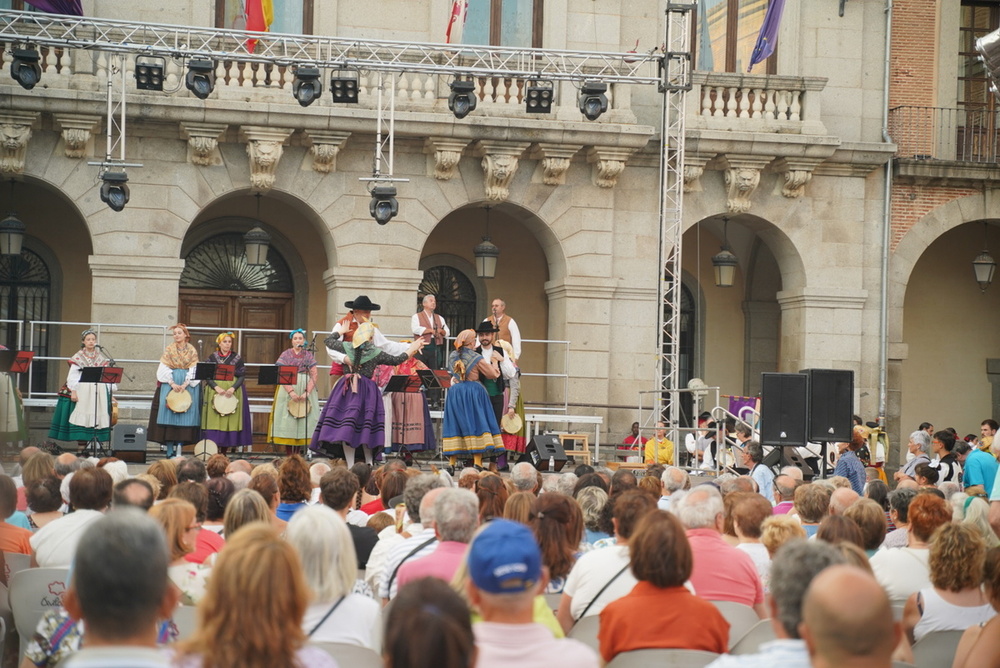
[674,485,724,529]
[404,473,446,523]
[887,487,917,522]
[458,467,480,481]
[576,486,608,531]
[433,488,479,543]
[73,509,170,640]
[285,505,357,602]
[54,453,81,477]
[769,539,845,638]
[938,481,961,499]
[661,466,689,494]
[510,462,537,492]
[909,430,931,454]
[553,472,577,497]
[227,470,251,491]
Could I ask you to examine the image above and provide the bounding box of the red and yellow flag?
[245,0,274,53]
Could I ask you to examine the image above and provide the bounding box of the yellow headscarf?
[353,322,375,347]
[216,331,236,348]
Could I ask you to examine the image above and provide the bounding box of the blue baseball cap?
[468,519,542,594]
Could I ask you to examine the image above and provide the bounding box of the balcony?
[888,105,1000,185]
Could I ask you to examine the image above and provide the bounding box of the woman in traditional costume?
[379,354,436,460]
[268,329,319,455]
[442,329,504,469]
[200,331,252,452]
[312,323,420,467]
[497,339,528,458]
[0,344,27,449]
[48,329,115,448]
[148,324,202,458]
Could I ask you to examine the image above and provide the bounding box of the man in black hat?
[327,295,415,373]
[475,321,519,434]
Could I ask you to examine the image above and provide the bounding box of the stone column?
[322,266,425,339]
[775,287,868,374]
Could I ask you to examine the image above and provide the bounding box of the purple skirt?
[311,374,385,453]
[201,393,253,449]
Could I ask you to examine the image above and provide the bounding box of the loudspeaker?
[112,423,147,463]
[801,368,854,443]
[521,434,567,472]
[761,446,817,480]
[760,373,808,447]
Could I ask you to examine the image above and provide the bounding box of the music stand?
[79,366,123,458]
[258,365,303,453]
[0,350,33,373]
[195,363,239,457]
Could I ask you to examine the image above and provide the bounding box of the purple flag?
[24,0,83,15]
[747,0,786,72]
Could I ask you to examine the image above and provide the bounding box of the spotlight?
[135,56,165,91]
[292,65,323,107]
[185,60,216,100]
[100,171,130,213]
[579,81,608,121]
[448,79,477,119]
[369,185,398,225]
[330,70,359,103]
[10,49,41,91]
[525,81,554,114]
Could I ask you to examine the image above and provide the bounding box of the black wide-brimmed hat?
[345,295,381,311]
[475,320,500,334]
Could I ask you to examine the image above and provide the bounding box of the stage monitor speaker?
[800,368,854,443]
[761,446,817,480]
[522,433,567,472]
[760,373,808,447]
[112,423,147,463]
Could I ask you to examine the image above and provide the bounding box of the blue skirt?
[311,374,385,452]
[157,369,201,427]
[442,381,504,457]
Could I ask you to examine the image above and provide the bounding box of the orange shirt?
[598,582,729,663]
[0,522,33,555]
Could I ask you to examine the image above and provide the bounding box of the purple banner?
[747,0,786,72]
[24,0,83,16]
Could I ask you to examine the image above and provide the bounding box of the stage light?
[292,66,323,107]
[135,56,165,91]
[330,70,359,103]
[100,171,130,213]
[369,185,398,225]
[10,49,41,90]
[185,60,215,100]
[579,81,608,121]
[448,79,477,119]
[525,81,553,113]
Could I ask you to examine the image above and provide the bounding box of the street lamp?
[473,206,500,279]
[711,216,738,288]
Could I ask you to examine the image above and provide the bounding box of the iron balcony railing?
[888,105,1000,164]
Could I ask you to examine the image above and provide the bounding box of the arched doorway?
[0,248,51,393]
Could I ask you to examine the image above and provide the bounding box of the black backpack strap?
[575,564,629,622]
[386,536,437,596]
[307,596,345,637]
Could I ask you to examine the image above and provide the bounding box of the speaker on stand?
[518,433,568,472]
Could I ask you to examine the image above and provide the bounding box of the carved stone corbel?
[181,123,228,167]
[53,114,99,159]
[586,146,635,189]
[0,112,38,176]
[305,131,350,173]
[423,138,469,180]
[719,155,771,213]
[772,157,823,198]
[473,141,530,201]
[528,143,582,186]
[240,126,294,193]
[682,153,714,193]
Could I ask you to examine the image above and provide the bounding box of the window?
[216,0,314,35]
[0,248,50,392]
[180,233,293,292]
[463,0,542,48]
[0,2,26,10]
[959,1,999,111]
[696,0,775,74]
[418,266,478,335]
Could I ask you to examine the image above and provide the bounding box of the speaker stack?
[519,434,568,472]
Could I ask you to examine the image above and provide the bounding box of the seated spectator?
[902,523,995,644]
[146,460,177,500]
[952,493,1000,549]
[175,457,207,484]
[320,466,379,568]
[225,470,250,492]
[881,487,917,549]
[31,467,112,567]
[149,498,211,604]
[112,478,155,512]
[397,488,479,590]
[843,498,887,557]
[530,493,584,594]
[361,468,407,515]
[731,492,774,592]
[575,486,610,545]
[895,430,932,484]
[25,476,64,530]
[373,475,445,601]
[477,474,509,523]
[816,515,865,551]
[676,485,766,617]
[174,524,336,668]
[761,514,807,557]
[466,520,598,667]
[573,472,608,497]
[953,546,1000,668]
[169,481,225,565]
[914,462,939,488]
[247,472,287,534]
[623,421,647,448]
[308,461,331,504]
[557,489,657,633]
[18,451,55,512]
[222,488,272,538]
[771,474,798,515]
[225,458,252,476]
[205,453,229,479]
[0,474,32,554]
[658,466,689,511]
[134,475,162,504]
[59,510,179,668]
[794,483,831,537]
[285,505,380,648]
[384,577,475,668]
[510,462,538,494]
[203,476,234,535]
[800,566,901,668]
[828,487,860,516]
[503,490,534,526]
[870,492,951,604]
[276,454,311,521]
[864,478,893,531]
[599,511,728,662]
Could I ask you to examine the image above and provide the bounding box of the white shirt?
[489,315,522,359]
[378,527,438,600]
[364,522,423,593]
[30,509,104,567]
[327,319,408,364]
[410,310,450,340]
[303,593,382,650]
[155,362,199,385]
[870,547,930,604]
[563,545,635,620]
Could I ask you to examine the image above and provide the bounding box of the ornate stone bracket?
[720,155,771,213]
[53,114,99,159]
[473,141,530,201]
[240,126,293,193]
[772,157,823,198]
[586,146,635,189]
[423,138,469,181]
[0,112,37,176]
[304,130,350,173]
[683,153,715,193]
[528,143,582,186]
[181,123,228,167]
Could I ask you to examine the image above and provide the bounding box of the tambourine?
[213,393,238,416]
[287,398,311,419]
[193,439,218,462]
[165,388,193,413]
[501,412,523,435]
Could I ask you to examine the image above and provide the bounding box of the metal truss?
[0,10,660,84]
